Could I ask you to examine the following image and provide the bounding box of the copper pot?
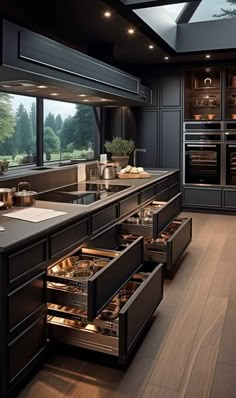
[0,187,15,209]
[13,182,37,206]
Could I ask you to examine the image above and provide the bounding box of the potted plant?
[104,137,135,167]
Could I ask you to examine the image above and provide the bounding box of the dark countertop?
[0,169,178,250]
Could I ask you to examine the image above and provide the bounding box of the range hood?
[0,20,151,106]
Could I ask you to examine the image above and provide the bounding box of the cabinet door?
[160,109,182,169]
[136,110,159,168]
[160,72,182,108]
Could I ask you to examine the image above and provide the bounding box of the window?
[0,92,36,166]
[190,0,236,23]
[43,99,95,162]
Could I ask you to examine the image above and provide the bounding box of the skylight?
[163,3,187,21]
[190,0,236,23]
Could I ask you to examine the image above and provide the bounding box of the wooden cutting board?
[117,172,151,179]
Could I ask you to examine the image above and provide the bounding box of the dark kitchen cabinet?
[159,109,182,169]
[136,110,159,168]
[160,72,182,108]
[184,186,222,208]
[184,67,221,121]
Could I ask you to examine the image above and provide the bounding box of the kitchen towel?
[3,208,67,223]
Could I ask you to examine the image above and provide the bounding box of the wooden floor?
[18,212,236,398]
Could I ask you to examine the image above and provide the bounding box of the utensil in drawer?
[93,258,109,273]
[71,268,94,281]
[100,302,120,320]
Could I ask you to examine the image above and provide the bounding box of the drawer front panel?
[88,237,143,321]
[8,240,47,283]
[8,272,46,331]
[50,218,89,258]
[168,184,179,200]
[184,187,222,208]
[167,217,192,270]
[8,316,46,383]
[224,190,236,209]
[140,185,156,204]
[120,193,139,217]
[88,225,118,250]
[155,188,169,202]
[153,193,182,237]
[168,173,179,188]
[119,263,163,364]
[156,179,169,194]
[92,205,118,234]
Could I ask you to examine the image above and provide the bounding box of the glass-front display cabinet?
[184,67,221,121]
[225,67,236,120]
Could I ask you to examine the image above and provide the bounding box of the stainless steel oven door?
[184,144,221,185]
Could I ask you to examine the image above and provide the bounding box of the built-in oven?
[183,122,223,185]
[224,122,236,185]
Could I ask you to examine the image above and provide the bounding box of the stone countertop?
[0,169,178,251]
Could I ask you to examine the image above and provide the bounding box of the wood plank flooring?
[18,212,236,398]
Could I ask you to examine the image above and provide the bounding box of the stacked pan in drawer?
[47,237,163,364]
[120,193,192,273]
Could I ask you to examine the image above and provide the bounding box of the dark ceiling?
[0,0,236,71]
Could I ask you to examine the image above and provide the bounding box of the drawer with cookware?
[120,193,192,272]
[47,236,144,322]
[47,261,163,364]
[121,193,182,238]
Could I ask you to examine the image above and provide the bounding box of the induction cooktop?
[37,183,131,205]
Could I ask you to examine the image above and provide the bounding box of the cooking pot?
[101,165,116,180]
[0,187,15,209]
[13,182,37,206]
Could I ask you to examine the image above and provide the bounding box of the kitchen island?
[0,168,188,398]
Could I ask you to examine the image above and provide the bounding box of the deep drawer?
[91,204,118,234]
[8,271,46,332]
[8,315,46,383]
[144,217,192,271]
[121,193,182,239]
[8,239,47,283]
[50,218,89,258]
[47,237,144,322]
[48,263,163,364]
[119,193,139,217]
[224,190,236,209]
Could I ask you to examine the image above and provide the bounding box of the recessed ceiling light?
[83,99,89,102]
[1,84,11,88]
[78,94,86,97]
[164,56,169,60]
[104,11,111,18]
[37,85,47,89]
[205,54,211,59]
[128,28,135,35]
[149,45,154,50]
[50,93,59,96]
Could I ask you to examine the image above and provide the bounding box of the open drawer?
[121,216,192,272]
[121,193,182,239]
[47,262,163,365]
[47,237,143,322]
